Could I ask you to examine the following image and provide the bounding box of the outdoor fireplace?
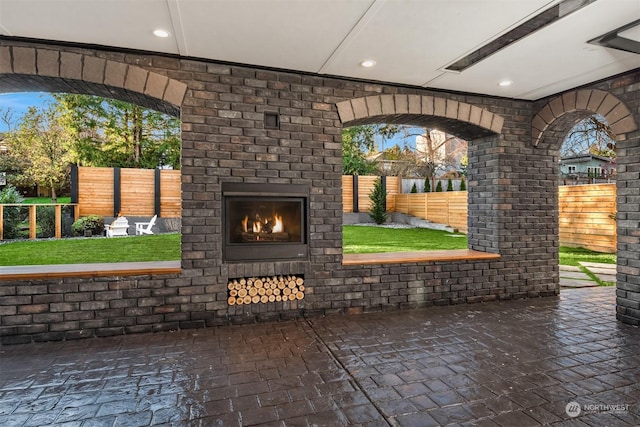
[222,183,309,262]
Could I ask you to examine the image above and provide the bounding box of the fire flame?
[241,213,284,234]
[272,214,283,233]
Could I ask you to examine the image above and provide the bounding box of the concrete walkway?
[560,262,616,288]
[1,287,638,426]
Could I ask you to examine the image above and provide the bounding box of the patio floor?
[0,286,638,426]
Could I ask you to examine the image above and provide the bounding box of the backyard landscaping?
[0,234,180,265]
[0,225,616,267]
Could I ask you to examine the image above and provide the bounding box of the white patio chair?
[105,216,129,237]
[135,215,157,235]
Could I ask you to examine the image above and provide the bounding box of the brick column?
[467,135,501,253]
[616,135,640,325]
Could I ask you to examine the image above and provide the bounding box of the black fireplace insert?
[222,183,309,262]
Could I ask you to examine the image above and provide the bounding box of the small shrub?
[459,178,466,191]
[0,185,25,239]
[446,178,453,191]
[72,215,105,236]
[369,177,388,225]
[410,183,418,193]
[435,181,443,192]
[424,177,430,193]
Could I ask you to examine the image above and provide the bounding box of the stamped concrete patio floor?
[1,287,638,427]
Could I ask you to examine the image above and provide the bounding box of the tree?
[435,181,443,192]
[0,108,29,188]
[3,105,74,202]
[410,183,417,193]
[459,154,468,176]
[446,178,453,191]
[369,177,388,224]
[459,177,466,191]
[562,115,615,159]
[424,176,430,193]
[342,125,398,175]
[414,129,467,189]
[54,94,181,169]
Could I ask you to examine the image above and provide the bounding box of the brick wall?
[0,39,638,343]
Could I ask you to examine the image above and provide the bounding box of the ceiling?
[0,0,638,100]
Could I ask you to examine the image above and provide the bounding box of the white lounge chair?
[105,216,129,237]
[135,215,157,235]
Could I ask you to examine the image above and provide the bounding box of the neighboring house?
[560,154,616,179]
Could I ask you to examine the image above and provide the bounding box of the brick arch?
[336,94,504,140]
[532,89,638,147]
[0,45,187,116]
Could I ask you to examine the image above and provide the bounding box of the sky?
[2,92,426,150]
[0,92,55,132]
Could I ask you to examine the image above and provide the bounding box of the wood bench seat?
[342,249,500,265]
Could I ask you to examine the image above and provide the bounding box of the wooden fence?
[342,176,401,213]
[394,192,468,233]
[559,184,616,253]
[0,204,79,240]
[343,176,617,252]
[75,166,181,217]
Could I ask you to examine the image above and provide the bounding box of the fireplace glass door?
[228,198,303,244]
[222,183,309,262]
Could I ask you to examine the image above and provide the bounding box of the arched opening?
[0,46,186,275]
[533,89,639,324]
[336,95,504,259]
[342,123,469,251]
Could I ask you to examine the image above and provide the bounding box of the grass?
[22,197,71,204]
[559,246,616,267]
[0,234,181,266]
[559,246,616,286]
[343,225,468,253]
[0,226,617,268]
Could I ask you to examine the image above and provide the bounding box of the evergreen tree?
[424,176,430,193]
[460,178,466,191]
[369,177,388,225]
[410,183,417,193]
[447,178,453,191]
[435,181,443,192]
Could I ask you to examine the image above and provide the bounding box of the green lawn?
[343,225,468,253]
[22,197,72,204]
[0,234,180,265]
[0,226,616,267]
[559,246,616,266]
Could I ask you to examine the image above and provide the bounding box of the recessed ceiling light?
[360,60,376,68]
[153,29,171,38]
[498,80,513,87]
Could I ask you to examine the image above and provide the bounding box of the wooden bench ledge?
[0,261,181,281]
[342,249,500,265]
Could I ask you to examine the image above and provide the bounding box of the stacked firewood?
[227,275,305,305]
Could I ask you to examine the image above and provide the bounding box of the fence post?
[55,204,62,239]
[381,176,387,211]
[70,165,78,203]
[114,167,121,217]
[29,205,36,239]
[154,169,161,217]
[353,175,359,213]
